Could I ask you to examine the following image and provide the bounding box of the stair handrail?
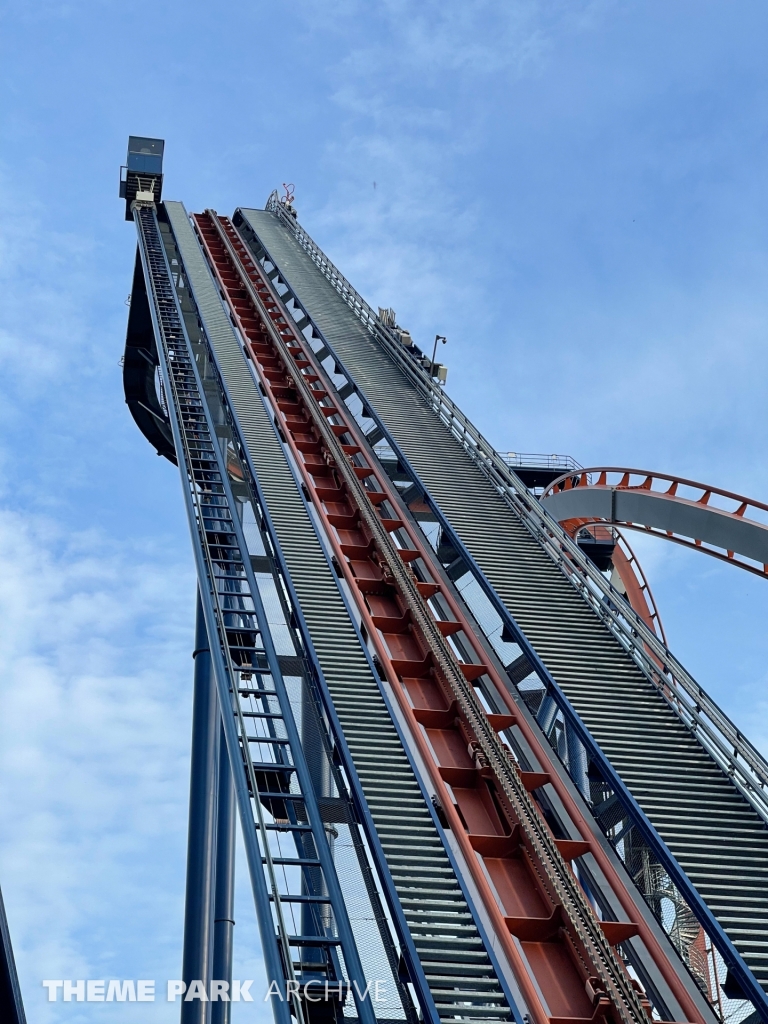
[264,191,768,821]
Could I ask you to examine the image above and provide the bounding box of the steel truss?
[0,889,25,1024]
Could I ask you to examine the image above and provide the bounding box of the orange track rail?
[191,211,703,1024]
[575,526,666,644]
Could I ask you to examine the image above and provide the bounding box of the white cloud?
[298,0,609,80]
[0,179,101,395]
[0,509,195,1021]
[350,0,548,77]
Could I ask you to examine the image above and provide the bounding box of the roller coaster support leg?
[211,722,236,1024]
[181,591,218,1023]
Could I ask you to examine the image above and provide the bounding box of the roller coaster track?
[190,206,713,1024]
[541,468,768,580]
[248,197,768,825]
[165,200,518,1024]
[247,196,768,825]
[232,195,768,1022]
[117,135,768,1024]
[607,530,667,645]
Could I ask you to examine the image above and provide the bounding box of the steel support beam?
[211,723,235,1024]
[0,888,25,1024]
[181,592,218,1023]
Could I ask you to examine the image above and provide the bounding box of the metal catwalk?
[121,137,768,1024]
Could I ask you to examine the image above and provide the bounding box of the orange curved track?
[542,468,768,580]
[575,524,667,644]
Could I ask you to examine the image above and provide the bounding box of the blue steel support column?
[565,723,590,801]
[211,722,235,1024]
[301,695,330,962]
[0,887,25,1024]
[181,591,218,1023]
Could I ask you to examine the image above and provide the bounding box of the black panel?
[122,249,176,463]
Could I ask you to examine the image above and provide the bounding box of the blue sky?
[2,1,768,1019]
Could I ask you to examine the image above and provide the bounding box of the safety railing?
[500,452,582,473]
